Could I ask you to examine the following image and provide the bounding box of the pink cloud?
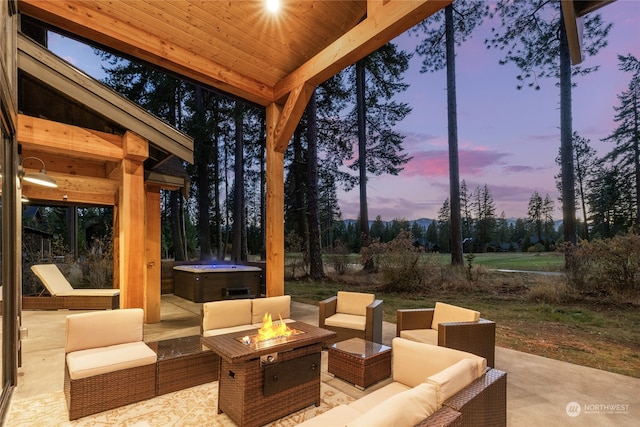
[402,149,509,177]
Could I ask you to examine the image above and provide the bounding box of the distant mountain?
[343,218,434,228]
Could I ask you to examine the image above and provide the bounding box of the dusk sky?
[47,1,640,222]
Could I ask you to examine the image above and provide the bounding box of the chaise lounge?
[29,264,120,310]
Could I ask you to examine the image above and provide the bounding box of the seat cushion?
[399,328,438,345]
[431,302,480,329]
[251,295,291,324]
[66,341,157,380]
[66,308,144,353]
[426,358,479,405]
[202,299,252,332]
[336,291,374,316]
[347,382,439,427]
[324,313,366,331]
[348,381,411,414]
[296,404,363,427]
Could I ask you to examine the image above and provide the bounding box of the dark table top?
[202,321,336,363]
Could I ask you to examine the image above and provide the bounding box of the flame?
[257,312,292,341]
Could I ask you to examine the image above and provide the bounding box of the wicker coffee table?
[328,337,391,390]
[147,335,218,395]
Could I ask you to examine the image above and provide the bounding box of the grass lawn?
[285,252,640,378]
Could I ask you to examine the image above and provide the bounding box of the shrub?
[566,234,640,297]
[361,230,425,292]
[327,240,352,275]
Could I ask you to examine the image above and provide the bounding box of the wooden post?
[145,184,161,323]
[117,131,148,309]
[265,103,285,297]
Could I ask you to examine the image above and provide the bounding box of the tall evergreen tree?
[486,0,611,260]
[412,0,489,265]
[602,54,640,229]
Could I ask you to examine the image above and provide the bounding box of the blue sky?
[47,1,640,221]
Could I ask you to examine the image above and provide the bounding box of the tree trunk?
[170,190,186,261]
[306,91,325,279]
[232,104,247,262]
[195,86,212,261]
[446,5,463,265]
[559,9,577,255]
[356,60,369,240]
[292,128,308,246]
[212,98,223,259]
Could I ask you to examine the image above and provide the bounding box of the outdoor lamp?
[21,157,58,188]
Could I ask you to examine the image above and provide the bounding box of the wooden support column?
[117,131,148,310]
[265,84,314,296]
[265,103,285,297]
[145,184,162,323]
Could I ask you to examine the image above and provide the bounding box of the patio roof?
[17,33,192,205]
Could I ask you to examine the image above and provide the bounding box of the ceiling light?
[21,157,58,188]
[266,0,280,13]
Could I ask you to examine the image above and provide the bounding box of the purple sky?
[48,1,640,222]
[337,0,640,221]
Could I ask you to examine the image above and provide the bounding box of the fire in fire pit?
[239,313,303,347]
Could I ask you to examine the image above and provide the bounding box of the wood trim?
[145,185,161,323]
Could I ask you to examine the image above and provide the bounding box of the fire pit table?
[202,321,336,427]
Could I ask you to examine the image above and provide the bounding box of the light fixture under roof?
[266,0,280,13]
[21,157,58,188]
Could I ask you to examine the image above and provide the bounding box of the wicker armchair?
[396,302,496,367]
[64,308,157,420]
[319,291,383,345]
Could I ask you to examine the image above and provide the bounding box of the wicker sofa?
[397,302,496,367]
[201,295,292,337]
[319,291,384,345]
[64,308,157,420]
[299,338,506,427]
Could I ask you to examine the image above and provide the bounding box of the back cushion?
[336,291,374,316]
[66,308,143,353]
[31,264,73,295]
[426,358,479,405]
[202,299,252,331]
[347,382,438,427]
[431,302,480,329]
[251,295,291,324]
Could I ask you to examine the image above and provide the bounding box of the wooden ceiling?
[18,0,451,107]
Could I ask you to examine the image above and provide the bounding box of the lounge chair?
[28,264,119,310]
[319,291,383,345]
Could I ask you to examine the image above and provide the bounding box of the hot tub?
[173,264,262,303]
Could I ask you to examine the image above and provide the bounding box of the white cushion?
[324,313,367,331]
[347,382,439,427]
[431,302,479,329]
[296,404,362,427]
[202,324,257,337]
[31,263,119,296]
[426,358,479,405]
[348,381,411,414]
[391,338,486,386]
[251,295,291,324]
[399,328,438,344]
[202,299,252,331]
[65,308,143,353]
[66,341,157,380]
[336,291,374,316]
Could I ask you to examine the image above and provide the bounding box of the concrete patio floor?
[11,294,639,426]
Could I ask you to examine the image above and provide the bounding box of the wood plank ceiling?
[18,0,450,107]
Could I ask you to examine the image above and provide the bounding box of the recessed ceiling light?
[266,0,280,13]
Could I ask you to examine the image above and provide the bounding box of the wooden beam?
[17,114,124,161]
[273,83,314,153]
[274,0,451,101]
[145,184,161,323]
[123,130,149,162]
[561,0,583,65]
[265,103,285,297]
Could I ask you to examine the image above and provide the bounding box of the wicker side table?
[328,337,391,390]
[147,335,218,395]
